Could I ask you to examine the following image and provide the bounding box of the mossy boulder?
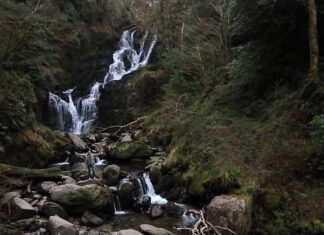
[50,184,114,213]
[102,165,120,186]
[110,141,153,160]
[206,195,252,235]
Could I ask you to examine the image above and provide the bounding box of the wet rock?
[206,195,252,235]
[149,165,161,185]
[10,197,37,220]
[102,165,120,186]
[139,224,175,235]
[112,229,143,235]
[50,184,113,213]
[81,211,104,226]
[149,205,163,219]
[110,141,153,160]
[38,181,58,194]
[68,133,88,151]
[86,134,96,143]
[141,195,151,211]
[117,179,135,209]
[48,215,78,235]
[163,202,186,216]
[41,202,68,219]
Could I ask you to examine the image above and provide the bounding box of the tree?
[308,0,319,79]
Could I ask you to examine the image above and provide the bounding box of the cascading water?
[48,29,157,134]
[142,172,168,205]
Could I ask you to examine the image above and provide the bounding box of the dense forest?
[0,0,323,235]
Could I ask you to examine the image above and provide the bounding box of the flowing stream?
[48,29,157,134]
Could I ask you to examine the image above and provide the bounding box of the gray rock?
[110,141,153,160]
[41,202,68,219]
[117,179,135,208]
[112,229,143,235]
[48,215,78,235]
[0,191,21,207]
[206,195,252,235]
[68,133,88,150]
[139,224,175,235]
[149,205,163,219]
[10,197,37,220]
[61,175,76,185]
[50,184,113,213]
[38,181,58,194]
[10,217,37,230]
[102,165,120,186]
[81,211,104,226]
[86,134,96,143]
[120,133,132,143]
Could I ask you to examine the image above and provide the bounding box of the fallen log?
[0,164,62,181]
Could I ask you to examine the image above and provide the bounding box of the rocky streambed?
[0,128,252,235]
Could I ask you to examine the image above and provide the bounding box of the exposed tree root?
[175,209,236,235]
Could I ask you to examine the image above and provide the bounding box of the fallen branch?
[98,116,147,134]
[175,209,236,235]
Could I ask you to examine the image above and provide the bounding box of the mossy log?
[0,164,62,181]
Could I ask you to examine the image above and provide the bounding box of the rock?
[110,141,153,160]
[149,165,161,185]
[68,133,88,151]
[139,224,175,235]
[10,197,37,220]
[98,224,113,233]
[41,202,68,219]
[109,186,118,192]
[38,181,58,194]
[61,175,76,185]
[50,184,113,213]
[117,179,135,209]
[102,165,120,186]
[112,229,143,235]
[120,133,132,143]
[86,134,96,143]
[10,218,37,230]
[149,205,163,219]
[134,130,143,140]
[81,211,104,226]
[48,215,78,235]
[33,194,42,200]
[163,202,186,216]
[206,195,252,235]
[0,191,21,206]
[141,196,151,211]
[71,163,89,180]
[77,178,102,186]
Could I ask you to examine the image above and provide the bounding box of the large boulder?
[81,210,104,226]
[112,229,143,235]
[38,181,58,194]
[139,224,175,235]
[9,197,37,220]
[41,202,68,219]
[117,179,135,209]
[68,133,88,150]
[206,195,252,235]
[110,141,153,160]
[50,184,113,213]
[102,165,120,186]
[48,215,78,235]
[71,163,89,180]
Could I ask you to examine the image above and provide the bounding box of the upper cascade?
[48,29,157,134]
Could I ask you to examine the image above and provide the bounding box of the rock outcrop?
[206,195,252,235]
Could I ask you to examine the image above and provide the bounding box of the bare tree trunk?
[308,0,319,79]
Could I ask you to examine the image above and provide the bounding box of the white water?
[95,156,107,166]
[49,29,157,134]
[51,157,69,166]
[143,172,168,205]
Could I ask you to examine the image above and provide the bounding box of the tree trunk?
[308,0,319,79]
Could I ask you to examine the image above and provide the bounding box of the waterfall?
[143,172,168,205]
[95,156,107,166]
[113,193,127,215]
[48,29,157,134]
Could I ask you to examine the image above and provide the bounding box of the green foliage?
[68,30,81,47]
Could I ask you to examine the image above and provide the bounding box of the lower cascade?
[142,172,168,205]
[48,29,157,134]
